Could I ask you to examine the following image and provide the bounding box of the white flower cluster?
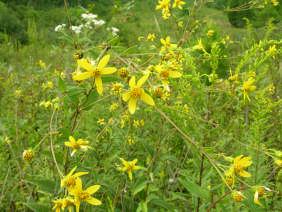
[70,25,84,34]
[54,24,66,32]
[81,13,105,29]
[107,27,120,36]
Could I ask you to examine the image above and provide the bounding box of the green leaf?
[24,202,50,212]
[178,178,210,200]
[133,180,147,196]
[136,201,148,212]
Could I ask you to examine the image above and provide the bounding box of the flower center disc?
[131,87,142,98]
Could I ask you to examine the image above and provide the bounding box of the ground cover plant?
[0,0,281,211]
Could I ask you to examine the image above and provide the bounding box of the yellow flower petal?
[64,142,72,147]
[98,54,110,69]
[239,170,251,178]
[129,76,136,88]
[95,76,103,95]
[101,67,117,75]
[77,59,94,72]
[128,98,137,114]
[141,92,155,106]
[137,74,150,87]
[128,171,133,181]
[122,92,131,102]
[86,197,102,206]
[73,171,89,178]
[73,72,92,81]
[169,71,182,78]
[86,185,101,194]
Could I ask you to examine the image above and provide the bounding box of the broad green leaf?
[179,178,210,200]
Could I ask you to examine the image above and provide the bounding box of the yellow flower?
[224,167,235,187]
[122,74,155,114]
[156,0,171,20]
[22,149,34,162]
[271,0,279,6]
[254,186,271,206]
[40,101,52,108]
[111,82,123,95]
[160,36,177,52]
[267,45,277,58]
[192,39,205,51]
[177,21,184,28]
[42,81,54,90]
[61,167,88,192]
[118,67,129,79]
[71,179,102,211]
[38,60,46,69]
[242,77,256,101]
[233,155,252,178]
[155,64,182,83]
[274,159,282,167]
[118,158,143,181]
[97,118,105,126]
[64,136,90,156]
[173,0,185,9]
[232,191,245,202]
[109,102,119,112]
[62,197,75,210]
[52,198,64,212]
[14,89,22,98]
[206,29,215,37]
[147,33,156,41]
[72,55,117,95]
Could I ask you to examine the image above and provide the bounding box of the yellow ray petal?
[73,72,92,81]
[128,98,137,114]
[86,185,101,194]
[129,76,136,88]
[86,197,102,206]
[122,92,131,102]
[101,67,117,75]
[169,71,182,78]
[141,92,155,106]
[77,59,94,72]
[137,73,150,87]
[98,54,110,69]
[95,76,103,95]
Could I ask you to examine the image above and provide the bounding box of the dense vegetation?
[0,0,281,211]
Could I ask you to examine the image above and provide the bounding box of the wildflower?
[232,191,245,202]
[62,197,75,210]
[14,89,22,98]
[228,69,238,82]
[242,77,256,101]
[127,136,135,145]
[53,198,64,212]
[254,186,271,206]
[224,168,235,187]
[122,74,155,114]
[61,167,88,192]
[54,24,66,32]
[22,149,34,162]
[118,67,129,79]
[97,118,105,126]
[111,82,123,94]
[38,60,46,69]
[155,64,182,84]
[160,36,177,52]
[40,101,52,108]
[173,0,185,9]
[192,39,205,51]
[267,45,277,58]
[233,155,252,178]
[109,102,119,112]
[271,0,279,6]
[274,159,282,167]
[133,119,144,128]
[178,21,184,28]
[71,179,102,211]
[72,55,117,95]
[42,81,54,90]
[118,158,143,181]
[71,25,83,34]
[64,136,90,156]
[147,33,156,41]
[156,0,171,20]
[207,29,215,37]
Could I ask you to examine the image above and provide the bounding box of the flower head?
[122,74,155,114]
[242,77,256,101]
[71,179,102,211]
[155,63,182,84]
[118,158,143,181]
[254,186,271,206]
[233,155,252,178]
[64,136,91,156]
[61,167,88,193]
[173,0,185,9]
[72,54,117,95]
[22,149,34,162]
[232,191,245,202]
